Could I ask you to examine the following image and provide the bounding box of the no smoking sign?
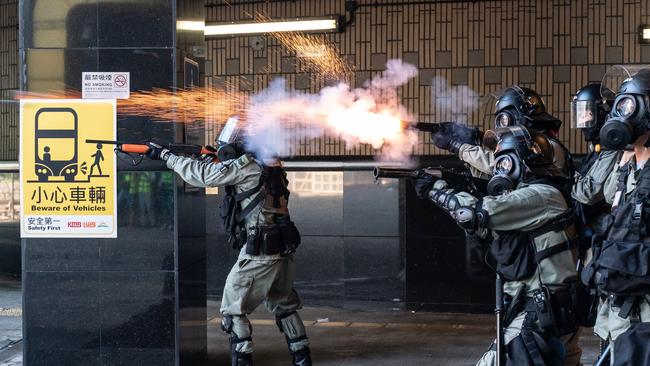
[82,72,130,99]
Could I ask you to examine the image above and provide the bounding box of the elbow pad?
[428,188,462,212]
[453,207,488,232]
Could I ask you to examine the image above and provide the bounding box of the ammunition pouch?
[244,221,301,256]
[583,234,650,297]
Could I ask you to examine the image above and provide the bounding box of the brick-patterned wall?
[205,0,650,156]
[0,0,18,161]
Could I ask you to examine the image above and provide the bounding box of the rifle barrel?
[405,122,441,133]
[373,167,419,180]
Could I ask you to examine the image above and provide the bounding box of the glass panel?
[0,172,20,223]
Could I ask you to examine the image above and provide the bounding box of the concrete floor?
[1,278,603,366]
[203,301,601,366]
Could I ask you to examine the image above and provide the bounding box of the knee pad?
[221,315,234,334]
[276,311,309,352]
[275,311,295,333]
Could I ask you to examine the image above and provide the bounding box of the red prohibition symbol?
[114,74,127,87]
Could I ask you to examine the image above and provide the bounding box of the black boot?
[291,347,312,366]
[230,339,253,366]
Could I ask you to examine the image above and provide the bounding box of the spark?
[118,86,247,124]
[256,13,353,83]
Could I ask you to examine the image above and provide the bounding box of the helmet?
[486,126,555,195]
[570,83,613,142]
[216,116,247,161]
[493,86,562,133]
[600,67,650,149]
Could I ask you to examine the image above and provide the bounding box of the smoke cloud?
[430,76,480,125]
[243,59,419,162]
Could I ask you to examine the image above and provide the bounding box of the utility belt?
[504,283,583,337]
[243,220,301,257]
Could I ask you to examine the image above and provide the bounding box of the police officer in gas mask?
[415,125,581,366]
[570,84,620,252]
[145,117,312,366]
[583,68,650,365]
[432,86,573,198]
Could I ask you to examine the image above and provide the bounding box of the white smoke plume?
[244,59,419,162]
[430,76,480,125]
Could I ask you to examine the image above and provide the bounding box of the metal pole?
[495,272,505,366]
[594,344,611,366]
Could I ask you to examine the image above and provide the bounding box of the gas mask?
[216,116,246,161]
[491,86,562,133]
[487,152,525,196]
[599,93,650,149]
[485,125,551,196]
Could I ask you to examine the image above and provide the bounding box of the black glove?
[145,142,171,161]
[413,173,436,200]
[432,130,453,151]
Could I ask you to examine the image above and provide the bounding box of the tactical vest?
[490,208,576,283]
[220,161,301,255]
[586,163,650,297]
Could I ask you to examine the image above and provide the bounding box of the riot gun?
[404,121,483,146]
[85,139,218,165]
[373,166,488,198]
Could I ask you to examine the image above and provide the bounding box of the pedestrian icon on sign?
[89,143,105,177]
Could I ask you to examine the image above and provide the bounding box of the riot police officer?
[583,68,650,365]
[432,86,573,195]
[145,117,312,366]
[416,126,581,365]
[570,84,620,249]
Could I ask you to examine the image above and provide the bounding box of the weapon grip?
[120,144,150,154]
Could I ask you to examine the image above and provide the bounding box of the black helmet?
[571,83,613,142]
[600,68,650,149]
[486,126,555,195]
[494,86,562,133]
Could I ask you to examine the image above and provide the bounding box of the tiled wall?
[0,0,18,161]
[205,0,650,156]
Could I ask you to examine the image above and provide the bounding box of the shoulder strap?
[527,209,575,238]
[616,163,631,194]
[235,168,268,223]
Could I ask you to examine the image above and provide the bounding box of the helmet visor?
[570,100,597,129]
[217,116,240,145]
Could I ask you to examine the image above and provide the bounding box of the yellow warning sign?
[20,99,117,238]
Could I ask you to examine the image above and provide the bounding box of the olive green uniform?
[165,154,308,354]
[458,144,494,179]
[426,180,581,366]
[571,150,620,208]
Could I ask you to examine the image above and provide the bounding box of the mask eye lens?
[495,156,513,174]
[495,112,511,128]
[616,97,636,117]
